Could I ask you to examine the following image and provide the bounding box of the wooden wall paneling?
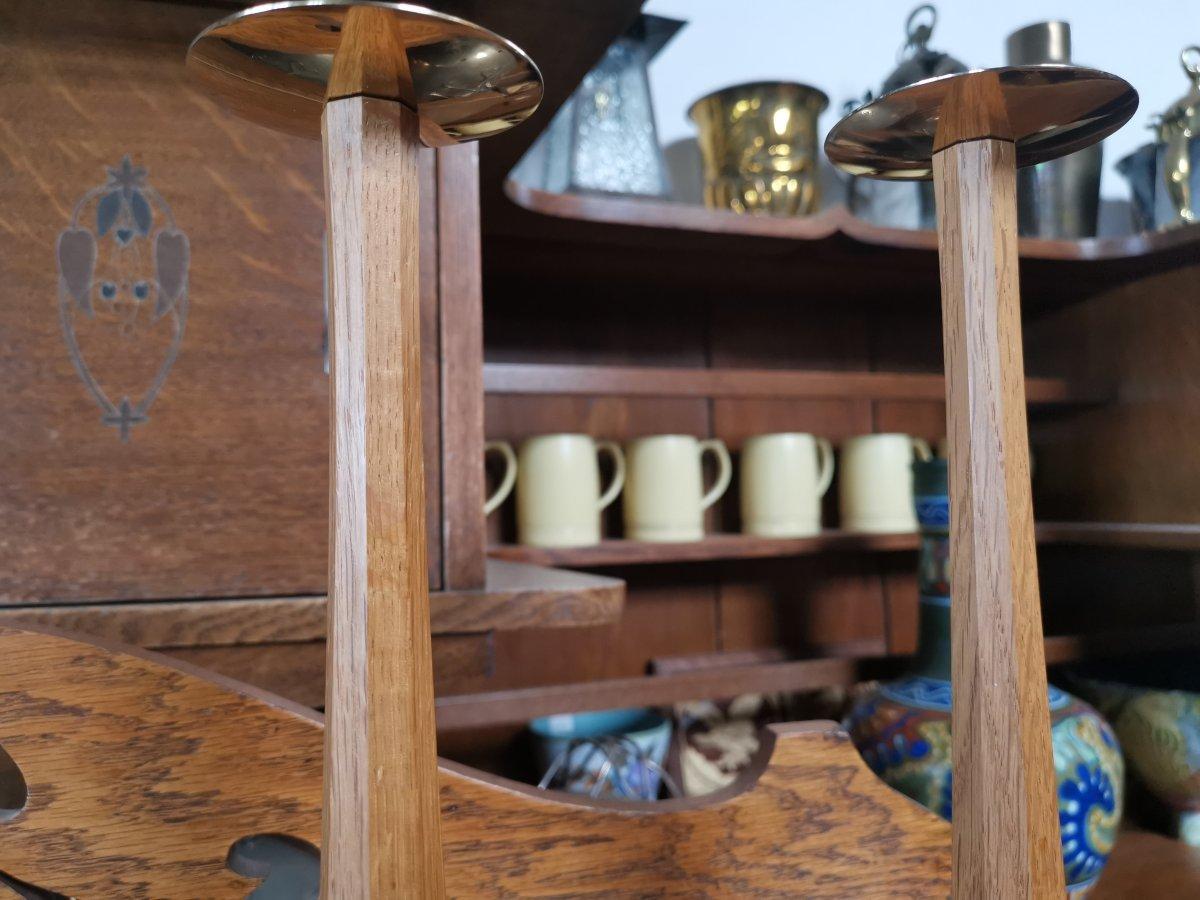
[1025,264,1200,523]
[715,557,890,656]
[1037,546,1199,637]
[880,553,921,655]
[705,297,883,656]
[0,0,447,603]
[438,143,487,589]
[490,563,718,690]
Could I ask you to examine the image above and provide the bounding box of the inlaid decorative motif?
[847,679,1124,896]
[56,156,189,440]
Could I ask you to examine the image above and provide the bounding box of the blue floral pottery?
[845,458,1124,896]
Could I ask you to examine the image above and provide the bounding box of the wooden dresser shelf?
[490,522,1200,568]
[492,182,1200,314]
[490,531,920,567]
[483,362,1104,405]
[1034,521,1200,550]
[436,622,1200,731]
[0,559,624,647]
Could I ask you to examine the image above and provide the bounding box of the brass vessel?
[689,81,828,216]
[1157,46,1200,227]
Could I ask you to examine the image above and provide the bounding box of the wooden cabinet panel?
[0,0,445,602]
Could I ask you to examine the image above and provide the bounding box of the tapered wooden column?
[187,4,541,897]
[323,95,444,898]
[824,62,1135,900]
[934,135,1064,899]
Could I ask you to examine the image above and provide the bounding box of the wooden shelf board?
[1036,521,1200,551]
[507,183,1200,266]
[490,531,921,567]
[486,182,1200,314]
[483,362,1103,405]
[436,622,1200,730]
[0,560,624,649]
[1093,829,1200,899]
[491,522,1200,568]
[435,656,864,731]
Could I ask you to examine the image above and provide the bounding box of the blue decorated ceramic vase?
[844,458,1124,896]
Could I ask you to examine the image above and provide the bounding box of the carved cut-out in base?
[227,834,319,900]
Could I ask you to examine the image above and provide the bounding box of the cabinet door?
[0,0,442,602]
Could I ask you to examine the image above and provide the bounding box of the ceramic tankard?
[483,440,519,517]
[514,434,624,547]
[623,436,731,542]
[740,433,834,537]
[838,433,931,533]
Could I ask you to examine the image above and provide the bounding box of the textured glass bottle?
[845,458,1125,896]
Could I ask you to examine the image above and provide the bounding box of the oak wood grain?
[0,626,954,898]
[2,627,1197,896]
[934,138,1064,898]
[322,95,443,897]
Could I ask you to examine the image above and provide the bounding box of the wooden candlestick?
[187,4,541,895]
[322,93,441,897]
[827,67,1137,897]
[934,135,1062,898]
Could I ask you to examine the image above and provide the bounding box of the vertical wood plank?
[323,96,444,898]
[934,138,1064,899]
[420,149,443,590]
[438,144,487,589]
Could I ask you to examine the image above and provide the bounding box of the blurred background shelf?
[436,621,1200,730]
[485,183,1200,316]
[490,532,920,567]
[483,362,1106,405]
[489,523,1200,568]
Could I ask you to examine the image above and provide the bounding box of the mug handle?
[595,440,626,511]
[698,439,733,510]
[483,440,517,515]
[814,437,835,497]
[912,437,933,462]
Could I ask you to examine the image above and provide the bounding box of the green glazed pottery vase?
[844,458,1124,896]
[1070,661,1200,846]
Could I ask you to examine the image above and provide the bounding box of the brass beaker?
[689,81,829,216]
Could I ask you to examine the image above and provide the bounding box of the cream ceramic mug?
[740,433,834,537]
[839,434,932,533]
[514,434,625,547]
[483,440,518,515]
[624,436,732,542]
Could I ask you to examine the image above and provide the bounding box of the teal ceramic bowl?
[530,708,671,800]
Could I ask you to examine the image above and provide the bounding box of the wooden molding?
[483,362,1104,405]
[0,561,623,647]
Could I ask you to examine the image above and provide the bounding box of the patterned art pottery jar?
[1070,658,1200,846]
[845,458,1124,896]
